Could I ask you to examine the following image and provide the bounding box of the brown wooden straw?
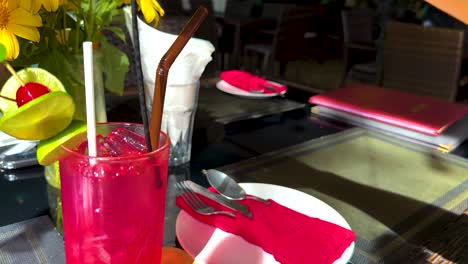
[149,6,208,150]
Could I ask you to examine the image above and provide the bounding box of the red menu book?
[309,85,468,136]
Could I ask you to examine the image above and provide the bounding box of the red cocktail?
[59,123,170,263]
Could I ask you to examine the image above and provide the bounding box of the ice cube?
[96,136,115,157]
[76,140,88,154]
[101,127,147,156]
[76,135,114,157]
[100,137,126,157]
[74,128,147,157]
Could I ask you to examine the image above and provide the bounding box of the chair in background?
[188,0,220,75]
[341,8,379,86]
[321,0,346,60]
[238,3,282,65]
[243,4,327,76]
[382,21,464,101]
[249,3,283,36]
[260,3,283,20]
[224,0,256,18]
[215,0,257,69]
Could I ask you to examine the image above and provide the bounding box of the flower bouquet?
[1,0,164,120]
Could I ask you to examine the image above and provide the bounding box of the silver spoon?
[202,169,270,205]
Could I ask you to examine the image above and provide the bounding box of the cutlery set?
[176,181,236,218]
[176,170,265,218]
[203,169,269,205]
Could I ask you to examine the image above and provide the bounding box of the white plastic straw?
[83,42,97,157]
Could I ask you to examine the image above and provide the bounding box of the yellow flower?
[19,0,42,13]
[0,0,42,60]
[42,0,66,12]
[23,0,65,12]
[138,0,164,26]
[118,0,164,26]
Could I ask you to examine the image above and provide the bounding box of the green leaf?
[107,26,126,41]
[100,37,129,96]
[111,9,127,26]
[0,44,6,62]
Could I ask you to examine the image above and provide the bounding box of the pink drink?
[59,123,170,264]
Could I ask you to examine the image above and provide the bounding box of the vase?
[45,163,63,234]
[44,51,108,233]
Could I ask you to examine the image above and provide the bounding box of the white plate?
[216,80,286,99]
[176,183,355,264]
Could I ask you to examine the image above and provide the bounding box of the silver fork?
[176,181,236,218]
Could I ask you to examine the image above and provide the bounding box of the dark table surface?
[0,104,346,223]
[1,93,468,262]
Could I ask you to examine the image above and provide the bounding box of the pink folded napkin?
[176,190,355,264]
[220,70,287,94]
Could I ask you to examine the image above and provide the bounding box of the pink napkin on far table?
[176,190,355,264]
[220,70,287,94]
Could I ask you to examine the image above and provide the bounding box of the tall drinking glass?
[146,81,199,166]
[59,123,170,264]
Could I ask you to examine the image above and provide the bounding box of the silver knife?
[184,180,253,218]
[263,85,286,97]
[255,84,285,98]
[262,85,278,93]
